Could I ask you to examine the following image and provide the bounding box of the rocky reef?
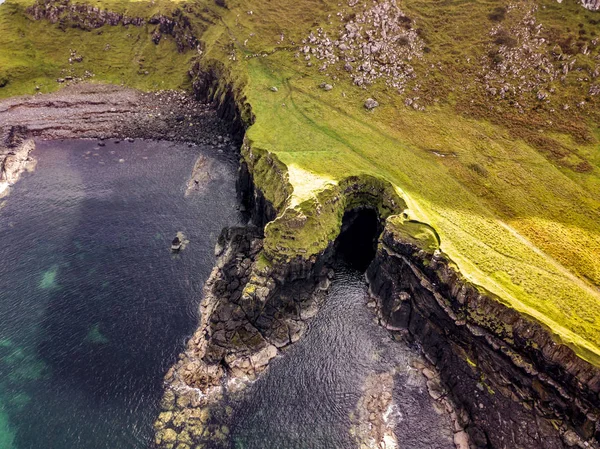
[0,126,36,198]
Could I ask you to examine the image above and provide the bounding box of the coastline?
[155,70,599,448]
[0,83,234,199]
[1,78,598,448]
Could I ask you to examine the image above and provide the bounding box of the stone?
[364,98,379,110]
[250,344,278,369]
[159,411,174,425]
[320,83,333,91]
[161,389,176,411]
[160,428,178,444]
[563,430,580,447]
[453,431,469,449]
[255,286,270,301]
[269,86,278,92]
[422,367,437,379]
[177,430,193,445]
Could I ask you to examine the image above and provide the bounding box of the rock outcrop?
[367,219,600,448]
[154,225,332,448]
[27,0,199,51]
[0,126,36,197]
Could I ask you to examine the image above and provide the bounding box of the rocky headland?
[150,63,600,449]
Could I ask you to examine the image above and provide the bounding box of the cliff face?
[367,220,600,448]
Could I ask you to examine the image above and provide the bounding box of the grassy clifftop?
[1,0,600,364]
[0,0,199,96]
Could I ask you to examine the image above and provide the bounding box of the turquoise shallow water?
[0,139,241,449]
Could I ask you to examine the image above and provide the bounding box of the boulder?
[364,98,379,110]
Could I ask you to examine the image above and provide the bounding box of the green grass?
[238,54,600,364]
[1,0,600,365]
[0,0,196,97]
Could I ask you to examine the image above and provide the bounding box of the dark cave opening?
[334,207,383,272]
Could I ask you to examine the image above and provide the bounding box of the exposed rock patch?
[27,0,199,52]
[581,0,600,11]
[0,127,36,198]
[301,0,423,93]
[0,83,231,146]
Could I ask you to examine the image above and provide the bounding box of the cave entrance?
[334,208,383,272]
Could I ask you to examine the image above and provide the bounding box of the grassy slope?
[205,0,600,364]
[0,0,195,97]
[1,0,599,364]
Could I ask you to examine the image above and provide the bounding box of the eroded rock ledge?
[154,226,332,448]
[0,126,36,198]
[367,219,600,448]
[27,0,200,51]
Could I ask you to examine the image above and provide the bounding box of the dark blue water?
[0,139,241,449]
[228,267,455,449]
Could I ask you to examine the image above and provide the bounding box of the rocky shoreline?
[0,83,236,198]
[150,67,600,449]
[2,71,599,448]
[0,127,36,198]
[0,83,233,144]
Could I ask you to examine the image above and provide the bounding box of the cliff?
[150,64,600,447]
[368,218,600,447]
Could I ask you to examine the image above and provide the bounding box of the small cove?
[0,139,241,449]
[226,265,456,449]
